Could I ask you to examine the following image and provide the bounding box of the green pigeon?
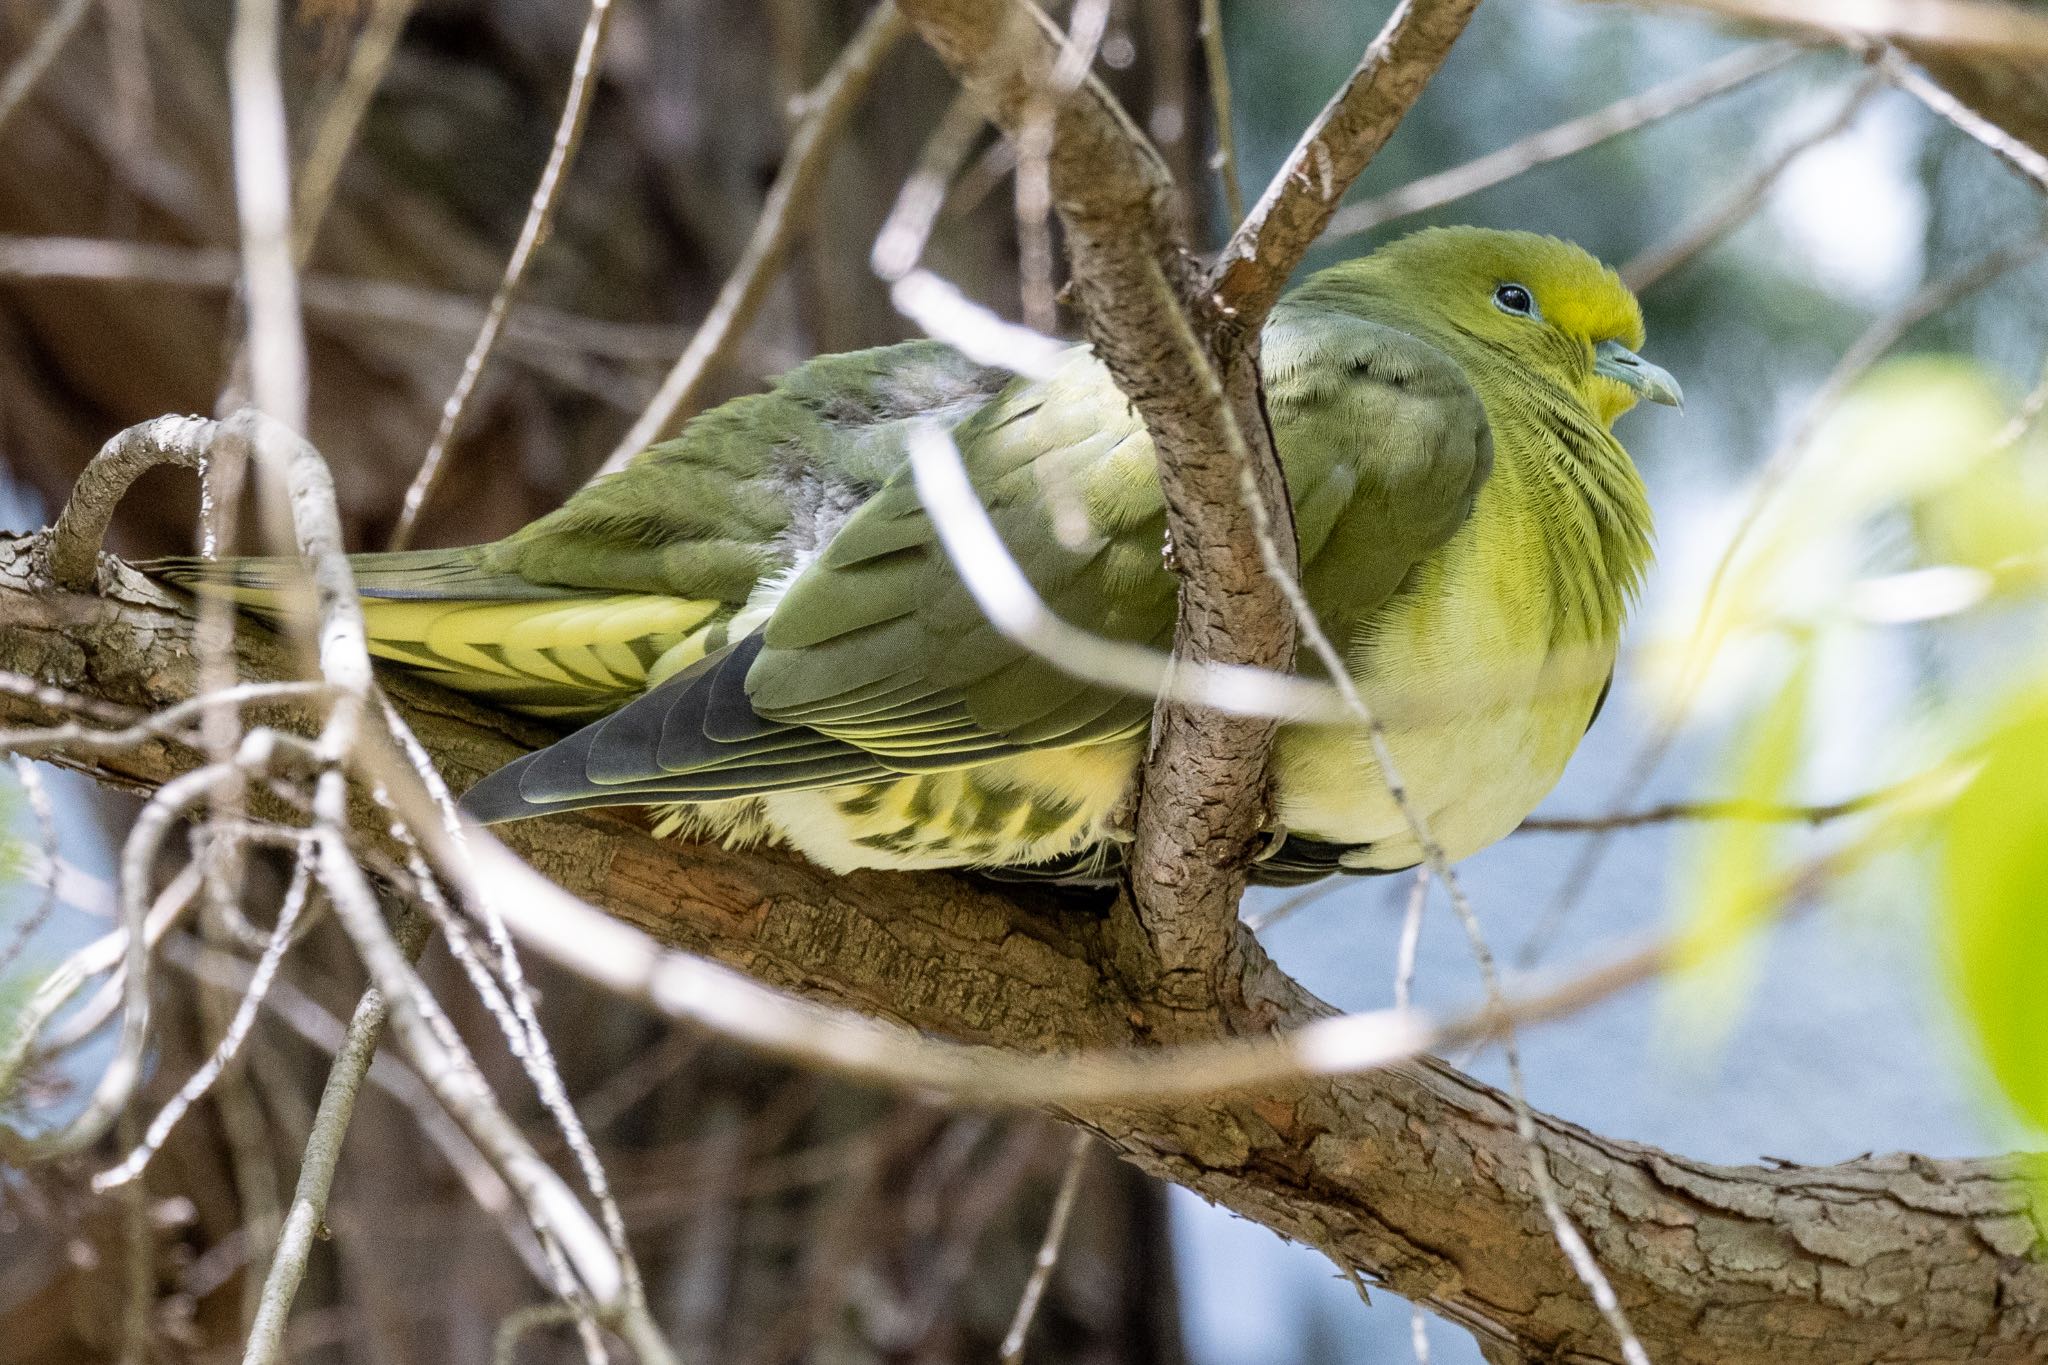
[153,227,1677,885]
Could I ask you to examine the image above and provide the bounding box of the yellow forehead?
[1388,227,1647,347]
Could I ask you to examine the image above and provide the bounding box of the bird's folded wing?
[473,316,1495,825]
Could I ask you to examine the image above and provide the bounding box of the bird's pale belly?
[652,742,1141,873]
[1268,494,1622,870]
[1269,659,1607,871]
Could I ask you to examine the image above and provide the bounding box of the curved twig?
[45,414,212,590]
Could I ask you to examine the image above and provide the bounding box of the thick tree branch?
[894,0,1297,1018]
[3,539,2044,1365]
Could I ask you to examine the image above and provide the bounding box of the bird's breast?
[1271,495,1618,868]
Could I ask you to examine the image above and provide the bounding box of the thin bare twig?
[1675,226,2048,718]
[871,98,1076,399]
[1623,67,1886,290]
[102,0,151,206]
[0,764,237,1161]
[1394,868,1429,1011]
[229,0,310,434]
[1324,41,1804,243]
[94,846,317,1191]
[241,911,434,1365]
[1516,779,1925,834]
[904,422,1348,722]
[997,1132,1092,1365]
[438,832,1686,1107]
[0,758,60,980]
[0,233,699,363]
[596,1,908,477]
[116,1106,151,1365]
[161,928,555,1284]
[0,669,141,726]
[212,0,311,956]
[391,0,616,547]
[370,694,651,1343]
[1410,1305,1432,1363]
[310,826,626,1327]
[873,89,988,280]
[1196,0,1244,225]
[0,681,332,761]
[293,0,423,258]
[0,861,200,1091]
[1015,0,1111,333]
[0,0,95,142]
[1241,876,1349,934]
[948,131,1021,221]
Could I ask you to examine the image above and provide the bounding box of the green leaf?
[1662,655,1812,1051]
[1639,357,2028,717]
[1941,695,2048,1131]
[0,768,22,888]
[1917,454,2048,577]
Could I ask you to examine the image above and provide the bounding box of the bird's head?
[1297,227,1682,428]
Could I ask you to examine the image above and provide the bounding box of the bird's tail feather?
[141,550,732,717]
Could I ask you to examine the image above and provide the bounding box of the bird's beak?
[1594,339,1684,410]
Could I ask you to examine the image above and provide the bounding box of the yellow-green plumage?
[150,228,1671,886]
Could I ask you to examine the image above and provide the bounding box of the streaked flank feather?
[147,228,1670,886]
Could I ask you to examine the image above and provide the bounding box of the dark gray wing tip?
[458,750,551,825]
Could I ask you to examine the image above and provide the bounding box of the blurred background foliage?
[4,0,2048,1362]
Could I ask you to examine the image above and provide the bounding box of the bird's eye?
[1493,283,1536,317]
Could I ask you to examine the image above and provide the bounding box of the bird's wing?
[469,312,1494,825]
[145,340,1014,720]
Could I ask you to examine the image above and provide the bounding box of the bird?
[151,227,1678,886]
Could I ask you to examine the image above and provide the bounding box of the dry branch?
[393,0,617,546]
[0,0,93,141]
[895,0,1475,1023]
